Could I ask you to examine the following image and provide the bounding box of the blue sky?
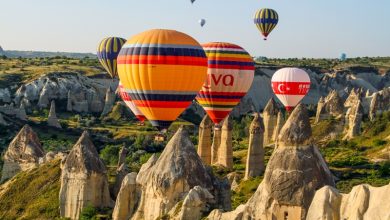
[0,0,389,58]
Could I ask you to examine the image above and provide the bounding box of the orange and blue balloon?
[117,29,208,131]
[97,37,126,78]
[254,8,279,40]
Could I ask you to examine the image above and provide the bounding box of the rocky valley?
[1,56,390,220]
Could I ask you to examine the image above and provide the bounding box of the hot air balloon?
[199,19,206,27]
[254,8,279,40]
[97,37,126,78]
[271,68,310,112]
[339,53,347,61]
[117,29,208,131]
[190,0,195,3]
[118,82,146,124]
[196,42,255,126]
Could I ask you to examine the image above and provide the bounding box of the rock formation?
[307,183,390,220]
[169,186,214,220]
[66,90,72,111]
[343,100,363,140]
[315,90,345,123]
[208,104,335,220]
[244,113,265,179]
[112,172,139,220]
[0,113,8,125]
[272,111,285,142]
[0,125,44,182]
[18,104,27,121]
[263,98,278,145]
[47,100,62,128]
[112,163,129,198]
[117,144,128,167]
[59,131,112,220]
[101,87,116,116]
[344,88,361,108]
[369,87,390,121]
[197,115,213,165]
[132,127,230,220]
[226,172,241,191]
[211,123,222,165]
[217,116,233,169]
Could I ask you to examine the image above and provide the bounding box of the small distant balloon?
[340,53,347,61]
[199,19,206,27]
[254,8,279,40]
[97,37,126,78]
[190,0,195,4]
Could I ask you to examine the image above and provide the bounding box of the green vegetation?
[0,160,61,220]
[231,177,262,209]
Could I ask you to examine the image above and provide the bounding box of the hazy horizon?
[1,0,389,58]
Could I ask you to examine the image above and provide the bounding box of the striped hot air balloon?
[254,8,279,40]
[271,68,310,112]
[196,42,255,125]
[117,29,208,131]
[118,82,146,123]
[97,37,126,78]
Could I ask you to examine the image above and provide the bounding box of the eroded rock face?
[169,186,214,220]
[197,115,213,165]
[272,111,285,141]
[263,98,278,145]
[315,90,345,123]
[132,127,230,220]
[307,183,390,220]
[47,100,62,128]
[343,100,363,140]
[112,163,130,199]
[218,116,233,169]
[369,87,390,121]
[112,172,140,220]
[0,113,8,125]
[211,124,222,165]
[13,72,115,113]
[101,87,116,116]
[0,125,44,182]
[209,104,335,220]
[117,144,128,167]
[344,88,361,108]
[245,113,265,179]
[59,131,112,220]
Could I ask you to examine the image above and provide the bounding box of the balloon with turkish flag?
[271,67,310,112]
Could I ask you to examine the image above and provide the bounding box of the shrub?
[79,203,97,220]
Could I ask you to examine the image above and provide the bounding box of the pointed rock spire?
[47,100,61,128]
[66,90,72,112]
[197,115,213,165]
[218,116,233,169]
[211,122,222,165]
[59,131,112,219]
[245,113,265,179]
[132,126,221,220]
[344,100,363,140]
[278,103,312,147]
[263,98,278,145]
[101,87,116,116]
[117,143,128,167]
[1,125,44,182]
[272,111,285,141]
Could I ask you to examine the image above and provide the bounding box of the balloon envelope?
[199,19,206,27]
[97,37,126,78]
[117,29,208,131]
[190,0,195,3]
[196,42,255,125]
[118,82,146,122]
[254,8,279,40]
[271,68,310,111]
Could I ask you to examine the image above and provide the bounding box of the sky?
[0,0,389,58]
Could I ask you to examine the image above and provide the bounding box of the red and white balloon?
[271,67,310,111]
